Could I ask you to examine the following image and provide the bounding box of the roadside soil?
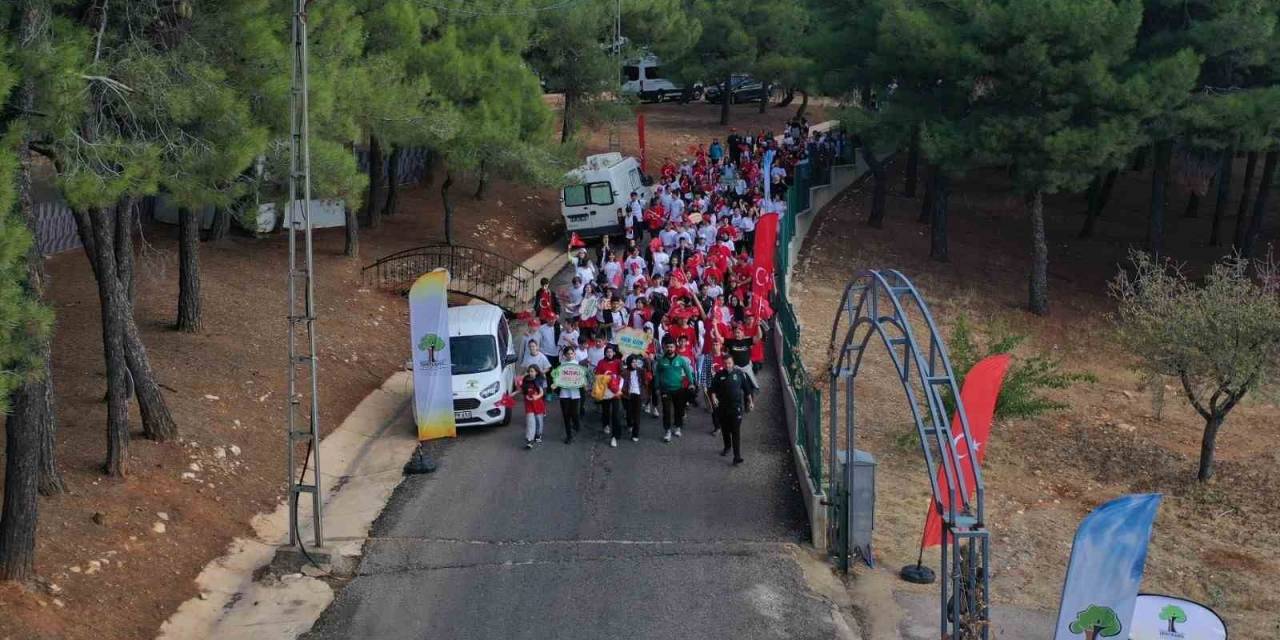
[790,157,1279,638]
[0,100,818,640]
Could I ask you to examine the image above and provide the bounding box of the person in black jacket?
[708,352,754,464]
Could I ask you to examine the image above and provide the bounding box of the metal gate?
[826,269,991,640]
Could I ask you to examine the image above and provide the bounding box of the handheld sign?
[551,362,587,389]
[579,296,600,319]
[617,327,650,356]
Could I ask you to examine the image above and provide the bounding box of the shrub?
[942,316,1096,420]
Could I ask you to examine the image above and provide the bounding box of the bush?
[942,316,1095,420]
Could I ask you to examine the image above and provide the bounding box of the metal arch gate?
[361,244,537,312]
[827,270,990,640]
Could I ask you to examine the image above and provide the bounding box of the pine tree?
[671,1,756,126]
[0,33,55,581]
[968,0,1199,315]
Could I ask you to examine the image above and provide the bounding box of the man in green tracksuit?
[654,339,696,443]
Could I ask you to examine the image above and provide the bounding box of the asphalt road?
[302,353,849,640]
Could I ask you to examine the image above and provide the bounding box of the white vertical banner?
[409,269,456,440]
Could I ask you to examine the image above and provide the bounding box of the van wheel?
[500,408,512,426]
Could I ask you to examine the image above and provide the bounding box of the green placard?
[552,363,587,389]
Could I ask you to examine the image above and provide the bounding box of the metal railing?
[361,243,536,312]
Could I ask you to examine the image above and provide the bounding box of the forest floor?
[790,156,1280,638]
[0,99,820,639]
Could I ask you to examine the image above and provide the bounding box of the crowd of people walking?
[513,117,842,465]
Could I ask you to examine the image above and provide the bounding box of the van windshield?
[450,335,498,375]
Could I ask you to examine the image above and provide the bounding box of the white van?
[561,152,652,238]
[620,54,699,102]
[448,304,517,427]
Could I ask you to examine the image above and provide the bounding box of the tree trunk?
[1028,190,1049,316]
[1241,149,1277,259]
[864,145,888,228]
[74,202,177,442]
[116,199,135,304]
[0,378,40,578]
[1132,146,1148,172]
[474,161,489,200]
[1148,140,1172,256]
[561,90,574,144]
[442,170,455,246]
[1197,415,1224,481]
[758,84,768,114]
[794,90,808,120]
[904,126,920,197]
[78,207,132,477]
[719,76,732,126]
[1182,191,1201,219]
[1080,168,1119,238]
[918,163,933,224]
[929,172,950,262]
[383,146,402,216]
[1233,150,1258,250]
[176,207,202,333]
[423,148,436,188]
[1210,146,1234,247]
[207,205,232,243]
[365,135,384,229]
[343,200,359,259]
[777,88,795,108]
[122,306,176,441]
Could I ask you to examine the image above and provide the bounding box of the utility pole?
[607,0,622,152]
[286,0,324,549]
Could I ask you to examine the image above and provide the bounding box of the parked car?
[447,304,517,427]
[621,55,702,103]
[703,74,773,104]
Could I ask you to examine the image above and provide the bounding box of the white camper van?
[448,305,517,427]
[620,55,700,102]
[561,152,652,238]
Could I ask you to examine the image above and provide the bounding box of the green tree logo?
[1068,605,1122,640]
[417,333,446,363]
[1159,604,1187,633]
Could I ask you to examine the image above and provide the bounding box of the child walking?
[521,365,546,449]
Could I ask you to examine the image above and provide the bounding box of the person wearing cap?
[709,351,753,464]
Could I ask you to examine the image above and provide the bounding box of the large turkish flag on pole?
[749,211,780,362]
[921,354,1010,547]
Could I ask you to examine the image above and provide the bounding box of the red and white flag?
[921,354,1010,547]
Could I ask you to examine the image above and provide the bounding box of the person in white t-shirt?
[651,246,671,277]
[658,225,678,252]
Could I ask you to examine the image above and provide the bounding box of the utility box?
[836,449,877,568]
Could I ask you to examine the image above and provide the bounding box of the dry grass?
[790,157,1280,637]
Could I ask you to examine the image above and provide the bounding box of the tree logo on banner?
[1069,605,1122,640]
[417,333,446,365]
[1158,605,1186,634]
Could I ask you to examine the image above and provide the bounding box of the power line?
[413,0,595,17]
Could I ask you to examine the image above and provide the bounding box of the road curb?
[156,238,569,640]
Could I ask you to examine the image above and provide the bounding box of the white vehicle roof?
[566,153,635,183]
[447,304,504,338]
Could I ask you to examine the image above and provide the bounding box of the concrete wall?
[775,150,870,551]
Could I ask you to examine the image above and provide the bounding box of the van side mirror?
[503,353,518,365]
[640,175,654,187]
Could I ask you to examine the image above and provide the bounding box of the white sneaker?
[631,436,639,442]
[663,431,672,443]
[603,425,611,434]
[610,438,618,448]
[675,428,682,438]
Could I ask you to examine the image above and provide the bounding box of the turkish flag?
[749,212,780,362]
[921,354,1011,548]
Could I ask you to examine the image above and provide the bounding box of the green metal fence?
[774,161,823,490]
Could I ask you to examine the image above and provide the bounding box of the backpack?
[591,372,613,401]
